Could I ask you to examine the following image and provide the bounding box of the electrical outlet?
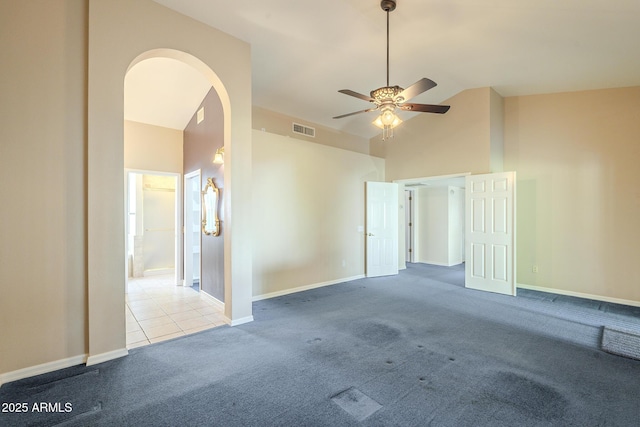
[532,265,539,273]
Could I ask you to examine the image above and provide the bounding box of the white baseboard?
[85,348,129,367]
[417,260,458,267]
[517,283,640,308]
[230,315,254,326]
[252,275,365,302]
[200,290,225,312]
[0,354,87,388]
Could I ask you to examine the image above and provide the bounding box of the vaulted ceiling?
[126,0,640,138]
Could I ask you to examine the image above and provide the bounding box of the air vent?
[292,123,315,138]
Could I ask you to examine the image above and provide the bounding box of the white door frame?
[393,172,516,297]
[184,169,201,288]
[124,169,182,286]
[394,173,469,268]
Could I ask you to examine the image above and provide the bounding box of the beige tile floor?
[126,274,227,349]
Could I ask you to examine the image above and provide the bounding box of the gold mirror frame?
[202,177,221,236]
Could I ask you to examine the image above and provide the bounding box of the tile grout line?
[126,275,227,348]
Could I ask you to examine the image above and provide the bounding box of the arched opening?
[86,3,254,363]
[123,49,231,347]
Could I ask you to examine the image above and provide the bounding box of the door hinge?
[409,248,412,253]
[409,222,412,227]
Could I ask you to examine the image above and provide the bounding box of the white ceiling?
[130,0,640,136]
[124,57,211,130]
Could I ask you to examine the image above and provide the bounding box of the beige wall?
[124,120,183,172]
[253,106,371,155]
[1,0,254,382]
[490,88,505,172]
[0,0,88,378]
[252,130,384,298]
[372,87,494,181]
[504,86,640,303]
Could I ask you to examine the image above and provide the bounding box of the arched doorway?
[87,1,254,366]
[122,51,228,347]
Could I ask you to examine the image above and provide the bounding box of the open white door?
[465,172,516,295]
[184,170,201,288]
[366,181,399,277]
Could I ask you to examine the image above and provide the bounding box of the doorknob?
[368,233,374,237]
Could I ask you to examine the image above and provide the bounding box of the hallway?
[126,275,227,348]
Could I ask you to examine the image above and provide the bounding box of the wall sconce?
[212,147,225,164]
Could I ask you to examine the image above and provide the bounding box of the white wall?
[252,130,384,299]
[414,186,464,266]
[140,174,176,274]
[448,187,465,264]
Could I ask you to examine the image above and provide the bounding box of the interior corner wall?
[251,130,385,299]
[504,86,640,304]
[0,0,88,378]
[184,88,225,301]
[414,186,464,266]
[490,88,505,173]
[375,87,493,181]
[124,120,183,172]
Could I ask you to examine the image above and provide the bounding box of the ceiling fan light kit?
[334,0,450,140]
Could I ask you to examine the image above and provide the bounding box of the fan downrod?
[380,0,396,12]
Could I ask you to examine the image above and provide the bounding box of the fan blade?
[338,89,375,102]
[396,78,437,102]
[399,103,450,114]
[333,108,377,119]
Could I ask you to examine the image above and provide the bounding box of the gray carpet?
[2,263,639,426]
[602,327,640,360]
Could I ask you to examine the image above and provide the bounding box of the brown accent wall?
[184,88,225,301]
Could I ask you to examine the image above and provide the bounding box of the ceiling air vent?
[292,123,315,138]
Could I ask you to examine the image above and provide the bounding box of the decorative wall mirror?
[202,177,221,236]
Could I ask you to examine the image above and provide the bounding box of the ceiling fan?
[333,0,450,139]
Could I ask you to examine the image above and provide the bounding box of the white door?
[184,170,201,288]
[366,181,399,277]
[465,172,516,295]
